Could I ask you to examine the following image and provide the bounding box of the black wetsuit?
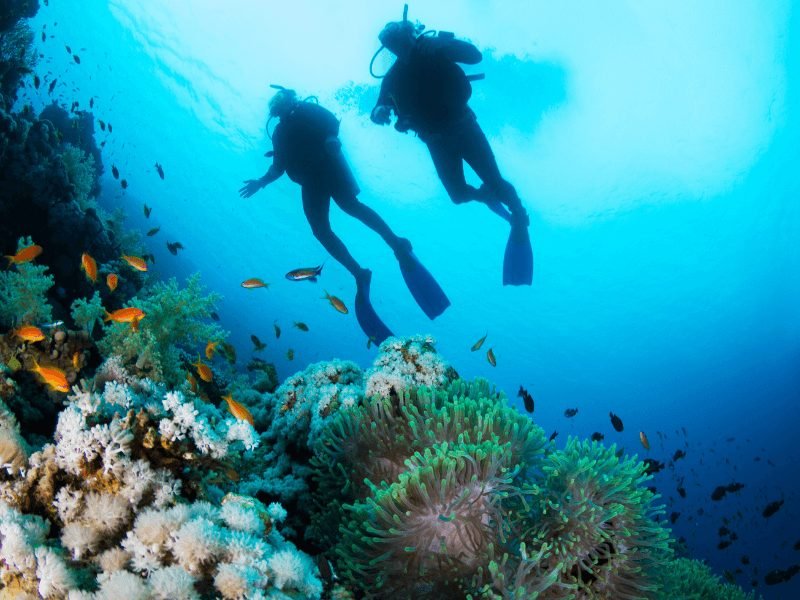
[376,35,523,214]
[272,102,404,278]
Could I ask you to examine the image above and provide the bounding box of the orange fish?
[121,255,148,272]
[192,356,213,382]
[486,348,496,367]
[6,244,43,266]
[106,273,119,292]
[105,307,146,323]
[322,291,348,314]
[14,325,45,342]
[639,431,650,451]
[222,393,254,425]
[81,252,97,283]
[30,359,69,393]
[241,278,269,289]
[205,341,218,360]
[186,371,199,394]
[72,351,81,370]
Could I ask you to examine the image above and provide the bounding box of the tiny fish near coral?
[104,307,145,323]
[241,278,269,289]
[81,252,97,283]
[106,273,118,292]
[322,291,348,314]
[6,243,43,266]
[223,393,254,425]
[30,359,69,392]
[192,356,213,382]
[14,325,46,342]
[121,255,148,272]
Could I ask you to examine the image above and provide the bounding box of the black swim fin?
[397,250,450,320]
[503,221,533,286]
[354,271,393,345]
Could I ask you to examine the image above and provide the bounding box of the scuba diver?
[240,86,449,343]
[369,5,533,285]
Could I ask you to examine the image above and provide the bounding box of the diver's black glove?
[239,178,266,198]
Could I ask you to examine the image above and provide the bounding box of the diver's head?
[379,20,417,58]
[269,88,298,118]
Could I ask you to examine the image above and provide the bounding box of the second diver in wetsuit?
[240,87,449,342]
[370,13,533,285]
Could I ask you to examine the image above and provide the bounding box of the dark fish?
[111,165,119,179]
[765,565,800,586]
[564,408,578,418]
[293,321,309,332]
[677,486,686,498]
[486,348,496,367]
[470,333,488,352]
[99,119,106,131]
[65,45,71,54]
[89,97,94,108]
[73,54,80,64]
[609,412,624,432]
[717,540,733,550]
[642,458,664,475]
[108,123,113,133]
[711,486,727,501]
[286,348,294,361]
[719,526,731,536]
[741,556,750,565]
[146,227,160,237]
[210,312,220,321]
[41,31,46,42]
[155,162,164,179]
[762,499,783,518]
[591,432,604,442]
[144,204,152,218]
[120,179,128,189]
[141,253,156,264]
[218,342,236,364]
[273,322,281,338]
[517,386,534,413]
[48,78,57,93]
[548,431,558,442]
[316,555,333,585]
[669,511,680,524]
[166,241,184,255]
[795,540,800,551]
[285,264,323,282]
[34,75,40,89]
[250,335,266,351]
[672,449,686,462]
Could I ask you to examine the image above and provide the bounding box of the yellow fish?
[222,393,254,425]
[72,351,81,371]
[106,273,119,292]
[470,332,488,352]
[6,243,43,266]
[192,356,213,382]
[81,252,97,283]
[322,291,348,314]
[241,278,269,289]
[205,340,219,360]
[14,325,46,342]
[121,255,148,272]
[486,348,496,367]
[30,359,69,393]
[639,431,650,451]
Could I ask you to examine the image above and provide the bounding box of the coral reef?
[0,237,54,327]
[654,557,760,599]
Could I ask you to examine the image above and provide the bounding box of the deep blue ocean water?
[16,1,799,597]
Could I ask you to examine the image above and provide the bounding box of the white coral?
[35,546,76,598]
[95,570,151,600]
[365,334,451,398]
[149,565,199,600]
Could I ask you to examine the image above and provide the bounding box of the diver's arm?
[370,79,394,125]
[239,162,284,198]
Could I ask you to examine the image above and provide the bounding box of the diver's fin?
[397,250,451,320]
[354,271,393,345]
[503,221,533,286]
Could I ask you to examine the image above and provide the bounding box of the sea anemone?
[526,438,670,599]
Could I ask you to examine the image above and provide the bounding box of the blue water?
[19,1,799,597]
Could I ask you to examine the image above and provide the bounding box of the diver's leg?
[461,118,527,224]
[427,139,483,205]
[302,186,367,281]
[332,194,412,255]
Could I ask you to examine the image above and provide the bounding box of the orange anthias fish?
[14,325,46,342]
[222,393,254,425]
[6,243,43,266]
[639,431,650,451]
[121,255,148,272]
[30,359,69,393]
[205,340,219,360]
[322,291,348,314]
[80,252,97,283]
[72,351,81,370]
[106,273,119,292]
[105,307,146,323]
[241,278,269,289]
[486,348,497,367]
[192,356,213,382]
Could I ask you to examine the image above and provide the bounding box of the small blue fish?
[285,264,323,282]
[40,320,64,330]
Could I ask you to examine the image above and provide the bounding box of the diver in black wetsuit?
[240,87,410,286]
[370,11,533,285]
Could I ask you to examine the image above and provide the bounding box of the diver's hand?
[239,178,266,198]
[370,105,391,125]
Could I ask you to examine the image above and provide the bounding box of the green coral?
[655,557,760,600]
[61,144,96,210]
[0,238,53,327]
[70,291,104,334]
[97,274,226,386]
